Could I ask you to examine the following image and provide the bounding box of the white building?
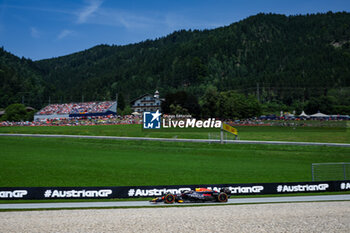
[131,90,163,114]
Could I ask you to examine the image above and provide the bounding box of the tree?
[243,94,261,118]
[120,105,132,116]
[169,104,189,115]
[201,85,219,117]
[161,91,201,117]
[117,93,126,111]
[2,104,27,122]
[215,91,260,119]
[305,96,334,114]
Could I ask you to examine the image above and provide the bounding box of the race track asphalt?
[1,194,350,210]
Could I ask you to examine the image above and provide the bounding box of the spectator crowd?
[1,114,141,127]
[37,101,114,115]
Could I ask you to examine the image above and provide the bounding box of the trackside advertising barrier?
[1,181,349,200]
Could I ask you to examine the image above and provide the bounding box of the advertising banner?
[222,123,238,135]
[1,180,349,200]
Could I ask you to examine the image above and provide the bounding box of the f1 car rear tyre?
[164,193,176,204]
[217,192,228,202]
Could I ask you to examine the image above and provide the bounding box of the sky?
[0,0,349,60]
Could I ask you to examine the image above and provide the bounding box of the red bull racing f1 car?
[150,188,231,204]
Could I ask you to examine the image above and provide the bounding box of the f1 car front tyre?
[164,193,176,204]
[217,192,228,202]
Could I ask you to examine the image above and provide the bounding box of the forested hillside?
[1,12,350,114]
[0,48,48,109]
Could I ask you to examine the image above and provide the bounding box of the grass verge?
[0,124,348,143]
[1,136,349,187]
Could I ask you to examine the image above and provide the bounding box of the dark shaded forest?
[1,12,350,115]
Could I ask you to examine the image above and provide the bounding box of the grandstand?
[34,101,117,121]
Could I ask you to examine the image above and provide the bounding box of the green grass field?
[0,124,349,143]
[1,136,349,187]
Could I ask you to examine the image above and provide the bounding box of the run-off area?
[1,202,349,232]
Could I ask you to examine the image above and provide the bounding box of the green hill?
[1,12,350,113]
[0,48,48,109]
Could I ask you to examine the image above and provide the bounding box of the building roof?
[130,93,153,104]
[299,111,309,117]
[310,112,329,117]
